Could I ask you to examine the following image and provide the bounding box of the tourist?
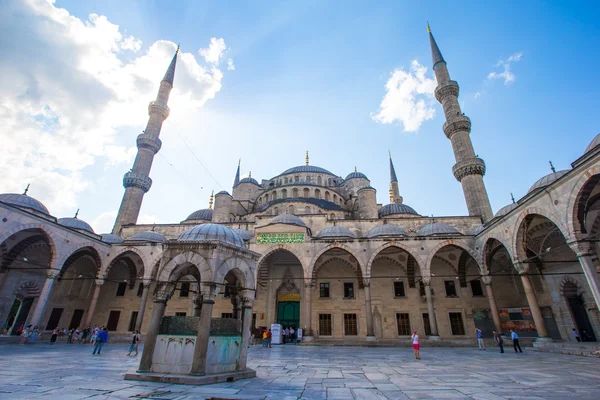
[81,327,89,343]
[91,325,99,345]
[67,328,74,344]
[493,330,504,353]
[29,326,39,343]
[476,328,485,350]
[267,329,272,348]
[289,326,295,344]
[50,328,58,345]
[411,330,421,359]
[262,330,268,347]
[92,327,108,355]
[20,325,30,345]
[510,329,523,353]
[73,328,80,343]
[127,330,140,356]
[282,326,288,344]
[572,328,581,342]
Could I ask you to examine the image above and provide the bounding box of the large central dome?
[275,165,335,178]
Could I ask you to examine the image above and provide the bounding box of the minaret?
[233,159,241,189]
[112,46,179,234]
[428,25,493,221]
[389,151,403,204]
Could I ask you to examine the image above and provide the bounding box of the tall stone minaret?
[428,25,493,222]
[112,47,179,234]
[388,151,403,204]
[233,159,241,189]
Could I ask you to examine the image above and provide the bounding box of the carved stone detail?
[452,157,486,181]
[137,133,162,154]
[434,80,459,102]
[569,241,596,258]
[123,171,152,192]
[443,115,471,139]
[148,101,170,120]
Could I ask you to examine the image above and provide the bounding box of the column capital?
[569,240,596,258]
[362,278,371,288]
[153,282,175,303]
[481,275,492,285]
[142,278,153,287]
[94,278,105,286]
[200,283,217,300]
[46,270,60,279]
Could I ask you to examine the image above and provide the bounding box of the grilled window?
[422,313,432,336]
[116,282,127,297]
[319,314,332,336]
[394,281,405,297]
[449,312,465,335]
[444,280,458,297]
[319,283,330,298]
[343,282,355,299]
[344,313,358,335]
[470,280,484,297]
[180,282,190,297]
[396,313,411,335]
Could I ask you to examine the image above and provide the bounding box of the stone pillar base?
[428,335,441,341]
[302,335,314,342]
[125,368,256,385]
[365,336,377,342]
[535,336,553,343]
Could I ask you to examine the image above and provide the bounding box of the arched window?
[325,191,330,201]
[274,207,280,215]
[257,198,262,205]
[284,177,289,184]
[264,194,269,203]
[306,175,312,183]
[330,213,336,220]
[295,175,299,182]
[317,176,322,185]
[333,194,337,203]
[282,189,287,199]
[328,178,332,186]
[315,189,321,199]
[288,205,295,214]
[292,188,299,197]
[271,191,277,201]
[305,206,311,214]
[303,188,310,198]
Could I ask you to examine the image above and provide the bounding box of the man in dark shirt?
[493,330,504,353]
[92,327,108,355]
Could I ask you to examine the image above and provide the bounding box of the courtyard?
[0,343,599,399]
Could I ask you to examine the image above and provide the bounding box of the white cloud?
[0,0,230,216]
[371,60,437,132]
[227,58,235,71]
[487,52,523,86]
[199,37,227,64]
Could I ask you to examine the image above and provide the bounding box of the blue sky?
[2,0,599,233]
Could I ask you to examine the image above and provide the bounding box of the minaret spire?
[305,151,309,166]
[388,152,403,204]
[429,26,493,221]
[209,190,214,210]
[112,46,178,234]
[233,159,241,188]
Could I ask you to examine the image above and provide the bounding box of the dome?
[316,226,356,239]
[345,171,368,180]
[584,133,600,154]
[378,203,419,217]
[417,222,460,236]
[178,223,245,248]
[357,186,376,192]
[0,193,49,215]
[101,233,124,244]
[528,170,569,194]
[278,165,335,177]
[216,190,231,196]
[185,209,213,221]
[494,203,518,218]
[269,213,307,228]
[233,228,253,241]
[58,217,94,233]
[239,177,260,186]
[129,231,166,243]
[366,224,406,238]
[470,225,485,235]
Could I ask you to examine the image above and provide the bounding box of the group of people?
[281,326,297,344]
[476,328,523,353]
[19,325,40,344]
[572,328,593,342]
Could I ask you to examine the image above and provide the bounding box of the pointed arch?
[366,242,422,276]
[56,244,103,281]
[425,240,481,277]
[567,165,600,240]
[308,243,366,282]
[511,208,571,263]
[158,251,212,283]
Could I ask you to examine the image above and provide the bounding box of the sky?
[1,0,599,234]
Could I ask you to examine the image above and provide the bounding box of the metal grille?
[449,312,465,335]
[396,313,411,335]
[344,313,358,336]
[319,314,332,336]
[422,313,432,336]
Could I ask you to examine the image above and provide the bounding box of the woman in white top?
[411,330,421,360]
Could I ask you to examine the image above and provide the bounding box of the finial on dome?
[511,193,515,204]
[74,209,79,219]
[306,151,309,166]
[249,171,252,178]
[23,183,30,196]
[354,166,357,173]
[549,160,556,173]
[209,190,214,209]
[151,224,156,231]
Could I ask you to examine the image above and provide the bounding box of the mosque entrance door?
[10,297,33,335]
[567,295,596,341]
[277,301,300,331]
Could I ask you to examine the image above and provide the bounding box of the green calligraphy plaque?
[256,233,305,244]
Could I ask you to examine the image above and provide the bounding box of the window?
[288,206,295,214]
[343,282,355,299]
[137,283,144,297]
[444,280,457,297]
[284,177,288,184]
[396,313,411,335]
[221,313,233,319]
[303,188,310,198]
[449,312,465,335]
[317,176,322,185]
[422,313,432,336]
[394,281,406,297]
[45,308,64,330]
[107,310,121,331]
[295,175,299,182]
[319,283,330,298]
[306,175,312,182]
[128,311,138,331]
[325,191,330,201]
[305,206,311,214]
[333,194,337,203]
[319,314,332,336]
[344,314,358,335]
[116,282,127,296]
[282,189,287,198]
[314,189,321,199]
[328,178,332,186]
[175,312,187,317]
[330,213,336,220]
[180,282,190,297]
[470,280,484,297]
[292,188,299,197]
[271,192,277,201]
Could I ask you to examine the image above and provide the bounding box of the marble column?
[571,241,600,312]
[424,282,439,337]
[238,290,255,370]
[231,293,242,320]
[191,284,216,375]
[84,279,104,328]
[520,272,550,339]
[138,284,172,372]
[482,276,502,333]
[134,280,151,332]
[192,294,203,317]
[364,280,375,339]
[29,270,59,328]
[303,280,313,337]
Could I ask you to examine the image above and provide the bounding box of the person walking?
[50,328,58,345]
[92,327,108,355]
[493,330,504,353]
[29,326,39,343]
[510,329,523,353]
[572,328,581,342]
[127,330,140,356]
[476,328,486,350]
[20,325,30,345]
[289,327,296,344]
[67,328,74,344]
[267,329,272,348]
[262,330,268,347]
[411,330,421,360]
[91,325,99,345]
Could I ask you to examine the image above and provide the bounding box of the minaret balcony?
[443,115,471,139]
[452,157,486,182]
[137,133,162,154]
[434,80,459,102]
[148,101,170,120]
[123,172,153,192]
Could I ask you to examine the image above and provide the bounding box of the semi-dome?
[129,231,166,243]
[185,209,213,221]
[239,177,260,186]
[528,170,569,194]
[101,233,124,244]
[316,226,356,239]
[233,228,253,241]
[178,223,245,248]
[345,171,368,180]
[378,203,419,217]
[216,190,231,196]
[58,217,94,233]
[0,193,49,215]
[494,203,518,218]
[584,133,600,154]
[366,224,406,238]
[417,222,460,236]
[269,213,307,228]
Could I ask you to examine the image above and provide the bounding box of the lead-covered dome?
[129,231,166,243]
[185,209,213,222]
[239,177,260,186]
[0,193,49,215]
[216,190,231,196]
[584,133,600,154]
[178,223,245,248]
[366,224,406,238]
[101,233,124,244]
[528,170,569,194]
[417,222,460,236]
[494,203,518,218]
[58,217,94,233]
[233,228,253,241]
[316,226,356,239]
[279,165,335,176]
[269,213,307,228]
[345,171,368,180]
[378,203,419,217]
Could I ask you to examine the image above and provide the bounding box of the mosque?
[1,28,599,355]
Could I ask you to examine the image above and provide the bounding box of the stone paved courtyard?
[0,342,599,399]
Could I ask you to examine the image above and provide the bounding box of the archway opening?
[563,281,596,341]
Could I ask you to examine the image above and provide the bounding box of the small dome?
[417,222,460,236]
[316,226,356,239]
[278,165,335,177]
[101,233,124,244]
[528,170,569,194]
[494,203,518,218]
[233,228,253,241]
[270,213,307,228]
[366,224,406,238]
[378,203,419,217]
[216,190,231,196]
[0,193,50,215]
[584,133,600,154]
[185,209,213,221]
[129,231,166,243]
[178,223,245,248]
[357,186,376,192]
[470,225,485,235]
[239,177,260,186]
[58,217,94,233]
[345,171,368,180]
